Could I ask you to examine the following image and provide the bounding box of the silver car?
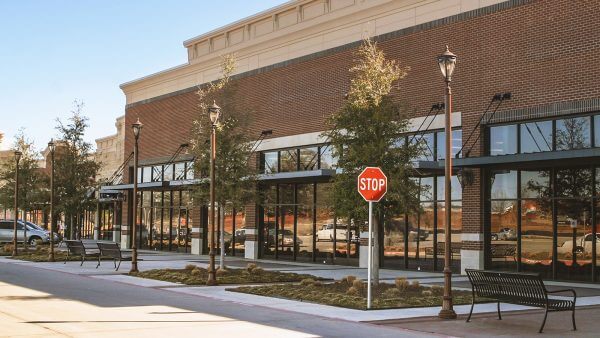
[0,219,53,245]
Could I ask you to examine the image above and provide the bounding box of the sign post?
[357,167,388,309]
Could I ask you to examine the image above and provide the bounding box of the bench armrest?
[547,288,577,300]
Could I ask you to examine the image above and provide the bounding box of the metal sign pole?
[367,200,373,310]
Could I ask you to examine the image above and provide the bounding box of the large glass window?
[280,149,298,172]
[556,116,591,150]
[152,165,163,182]
[413,133,434,161]
[490,125,517,156]
[174,162,185,180]
[263,151,278,174]
[163,164,174,181]
[185,162,195,179]
[142,166,152,183]
[319,145,338,170]
[520,121,553,153]
[296,184,314,261]
[491,170,518,199]
[299,147,318,171]
[436,130,462,160]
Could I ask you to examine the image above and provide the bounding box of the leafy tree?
[324,39,421,283]
[0,131,48,245]
[53,101,101,239]
[191,54,258,260]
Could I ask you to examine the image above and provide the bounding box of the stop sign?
[357,167,388,202]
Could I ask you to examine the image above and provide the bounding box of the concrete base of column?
[121,225,130,249]
[93,227,99,240]
[244,228,258,260]
[113,225,121,244]
[191,227,203,255]
[359,231,368,268]
[460,249,484,274]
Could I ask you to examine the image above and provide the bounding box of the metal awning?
[416,148,600,170]
[258,169,336,182]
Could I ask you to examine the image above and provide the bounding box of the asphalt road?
[0,260,435,338]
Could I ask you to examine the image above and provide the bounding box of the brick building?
[104,0,600,282]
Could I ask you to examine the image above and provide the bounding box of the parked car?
[492,227,517,241]
[559,233,600,255]
[265,228,303,247]
[0,219,55,245]
[25,221,61,242]
[316,223,351,241]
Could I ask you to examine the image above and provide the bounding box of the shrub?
[185,264,197,271]
[352,279,364,290]
[300,278,316,286]
[395,277,410,291]
[431,285,443,294]
[312,280,323,287]
[421,290,432,296]
[216,268,229,276]
[252,267,264,274]
[346,286,360,296]
[246,263,257,272]
[381,288,402,299]
[409,280,420,290]
[3,244,14,254]
[190,268,202,276]
[344,275,357,284]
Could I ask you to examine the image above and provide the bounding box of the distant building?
[95,115,125,182]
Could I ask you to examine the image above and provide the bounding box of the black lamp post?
[130,118,143,273]
[48,140,56,262]
[437,45,457,320]
[207,101,221,286]
[12,150,22,257]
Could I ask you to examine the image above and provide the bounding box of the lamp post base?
[438,308,457,319]
[130,248,139,273]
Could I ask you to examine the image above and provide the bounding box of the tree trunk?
[69,213,74,240]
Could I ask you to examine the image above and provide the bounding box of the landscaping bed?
[2,244,104,262]
[130,263,322,285]
[228,276,475,310]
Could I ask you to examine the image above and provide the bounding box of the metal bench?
[465,269,576,333]
[424,242,461,261]
[97,242,131,271]
[64,240,100,266]
[490,244,517,262]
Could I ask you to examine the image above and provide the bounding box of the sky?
[0,0,287,151]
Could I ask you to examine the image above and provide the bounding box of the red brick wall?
[123,0,600,235]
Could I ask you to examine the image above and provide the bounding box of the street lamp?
[437,45,457,320]
[130,118,143,273]
[12,150,22,257]
[207,100,221,286]
[48,140,56,262]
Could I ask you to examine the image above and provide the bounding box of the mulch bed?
[228,277,476,310]
[129,264,322,285]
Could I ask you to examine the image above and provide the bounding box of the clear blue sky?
[0,0,287,151]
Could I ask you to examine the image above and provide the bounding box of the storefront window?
[174,162,185,180]
[521,199,552,277]
[296,184,314,260]
[413,133,434,161]
[263,151,278,174]
[490,125,517,156]
[143,166,152,183]
[491,170,517,199]
[521,170,550,198]
[299,147,318,171]
[163,164,174,181]
[280,149,298,172]
[185,161,195,179]
[436,176,462,201]
[556,116,591,150]
[152,165,163,182]
[520,121,552,153]
[319,145,338,170]
[436,130,462,160]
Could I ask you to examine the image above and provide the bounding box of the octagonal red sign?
[357,167,388,202]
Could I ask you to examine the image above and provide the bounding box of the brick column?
[244,204,259,260]
[190,206,204,255]
[460,169,484,273]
